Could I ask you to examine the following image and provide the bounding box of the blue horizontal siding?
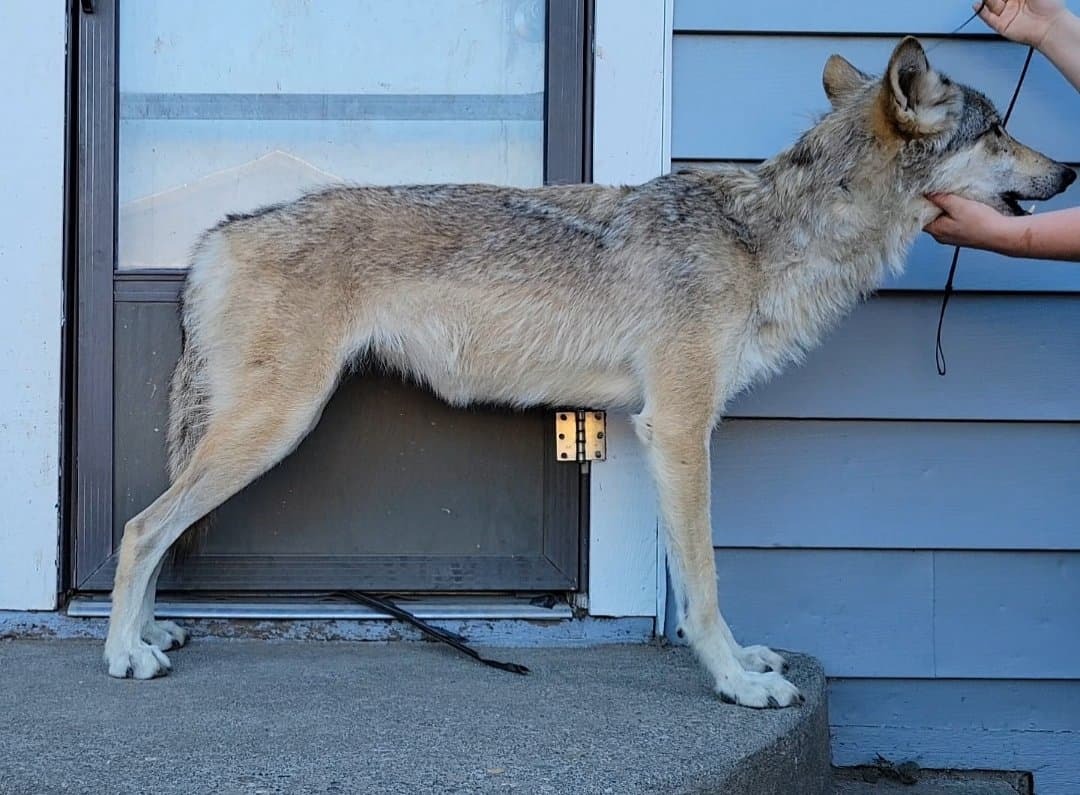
[727,295,1080,420]
[709,421,1080,550]
[714,549,1080,678]
[830,678,1080,732]
[673,1,1023,34]
[830,680,1080,795]
[672,36,1078,162]
[715,550,936,677]
[832,726,1079,795]
[934,552,1080,678]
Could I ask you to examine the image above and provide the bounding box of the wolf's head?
[821,37,1075,217]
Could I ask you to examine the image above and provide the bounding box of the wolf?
[104,37,1075,707]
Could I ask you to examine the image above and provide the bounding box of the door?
[73,0,590,592]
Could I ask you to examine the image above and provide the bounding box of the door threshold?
[66,593,575,621]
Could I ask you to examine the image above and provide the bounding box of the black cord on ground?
[337,590,530,675]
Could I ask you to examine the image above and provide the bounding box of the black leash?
[935,5,1036,375]
[337,590,530,675]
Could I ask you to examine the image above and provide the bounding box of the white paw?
[737,644,786,674]
[105,641,172,679]
[716,670,803,709]
[141,620,189,651]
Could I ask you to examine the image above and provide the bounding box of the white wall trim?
[588,0,672,617]
[0,0,66,610]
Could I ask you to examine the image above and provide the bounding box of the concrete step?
[0,637,830,794]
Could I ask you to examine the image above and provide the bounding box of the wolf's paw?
[737,644,786,674]
[141,620,189,652]
[105,641,172,679]
[715,670,803,709]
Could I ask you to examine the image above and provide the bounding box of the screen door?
[73,0,589,591]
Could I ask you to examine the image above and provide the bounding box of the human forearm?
[994,207,1080,260]
[1040,9,1080,90]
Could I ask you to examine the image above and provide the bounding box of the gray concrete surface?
[0,638,829,795]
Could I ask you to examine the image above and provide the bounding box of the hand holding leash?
[973,0,1067,48]
[977,0,1080,90]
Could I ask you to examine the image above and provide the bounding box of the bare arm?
[1040,11,1080,90]
[976,0,1080,90]
[926,193,1080,261]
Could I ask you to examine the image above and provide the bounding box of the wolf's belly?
[368,326,642,410]
[363,289,646,410]
[425,364,642,411]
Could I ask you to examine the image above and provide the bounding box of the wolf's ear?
[823,54,870,107]
[884,36,957,136]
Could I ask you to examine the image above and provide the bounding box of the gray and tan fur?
[106,38,1076,707]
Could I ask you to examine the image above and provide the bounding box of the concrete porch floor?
[0,637,830,794]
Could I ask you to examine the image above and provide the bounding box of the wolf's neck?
[734,142,931,376]
[752,142,929,291]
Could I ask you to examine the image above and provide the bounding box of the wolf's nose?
[1064,168,1078,188]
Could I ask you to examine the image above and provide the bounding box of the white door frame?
[587,0,673,621]
[0,0,65,611]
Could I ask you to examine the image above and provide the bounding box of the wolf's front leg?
[641,408,801,708]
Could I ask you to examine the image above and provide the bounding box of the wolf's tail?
[165,302,214,557]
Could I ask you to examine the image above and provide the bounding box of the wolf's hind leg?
[104,347,343,679]
[137,559,188,652]
[640,361,800,708]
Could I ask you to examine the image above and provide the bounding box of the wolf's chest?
[734,256,877,390]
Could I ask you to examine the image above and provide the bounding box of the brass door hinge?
[555,410,606,462]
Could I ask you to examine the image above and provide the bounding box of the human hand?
[973,0,1069,48]
[923,193,1023,253]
